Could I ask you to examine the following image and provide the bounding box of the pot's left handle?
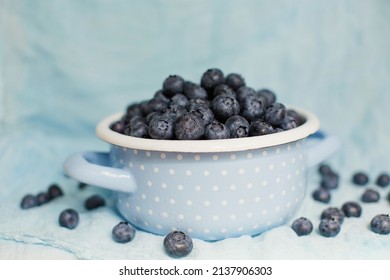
[63,151,137,193]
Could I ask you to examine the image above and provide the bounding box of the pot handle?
[63,151,137,193]
[306,130,340,168]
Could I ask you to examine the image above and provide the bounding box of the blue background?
[0,0,389,259]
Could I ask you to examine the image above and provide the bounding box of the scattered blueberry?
[225,115,250,138]
[376,173,390,188]
[36,192,50,206]
[20,194,39,209]
[370,214,390,235]
[200,68,225,94]
[291,217,313,236]
[163,231,193,258]
[319,218,341,237]
[318,164,333,177]
[211,95,240,122]
[361,188,380,203]
[320,207,344,224]
[320,172,339,190]
[341,201,362,218]
[148,115,174,139]
[204,121,230,140]
[162,75,185,98]
[85,194,106,210]
[312,188,331,203]
[264,102,287,126]
[225,73,245,90]
[352,172,369,186]
[78,182,88,190]
[48,184,64,200]
[59,209,79,230]
[174,112,205,140]
[112,221,136,243]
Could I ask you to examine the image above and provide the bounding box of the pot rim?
[96,107,320,153]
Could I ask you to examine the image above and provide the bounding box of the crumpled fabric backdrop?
[0,0,389,259]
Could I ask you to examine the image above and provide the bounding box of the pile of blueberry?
[110,68,304,140]
[20,183,64,209]
[292,166,390,237]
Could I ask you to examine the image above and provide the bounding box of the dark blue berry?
[211,84,236,99]
[249,120,273,136]
[279,115,297,130]
[341,201,362,217]
[110,120,126,134]
[162,75,185,98]
[320,207,344,224]
[170,93,189,108]
[256,88,276,107]
[318,164,333,177]
[264,102,287,126]
[291,217,313,236]
[376,173,390,188]
[144,97,169,115]
[85,194,106,210]
[186,98,210,111]
[59,209,79,229]
[125,103,143,119]
[36,192,50,206]
[162,104,187,121]
[236,86,256,103]
[148,115,174,139]
[320,172,339,190]
[78,182,88,189]
[205,121,230,140]
[287,109,305,126]
[200,68,225,94]
[361,189,380,203]
[183,81,208,100]
[174,112,205,140]
[225,115,249,138]
[189,105,214,126]
[154,89,171,103]
[163,231,193,258]
[239,95,265,121]
[319,218,341,237]
[112,221,136,243]
[352,172,369,186]
[48,184,64,200]
[145,112,161,124]
[370,214,390,235]
[211,95,240,122]
[126,123,149,138]
[312,188,331,203]
[225,73,245,90]
[129,116,146,128]
[20,194,38,209]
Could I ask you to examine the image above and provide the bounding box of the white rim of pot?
[96,107,320,153]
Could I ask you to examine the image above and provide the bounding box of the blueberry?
[318,164,333,177]
[352,171,369,186]
[174,112,205,140]
[225,115,250,138]
[183,81,207,100]
[318,218,341,237]
[59,209,79,229]
[211,84,236,99]
[256,88,276,107]
[78,182,88,190]
[341,201,362,217]
[144,97,169,115]
[225,73,245,90]
[264,102,287,126]
[320,207,345,224]
[148,115,174,139]
[129,115,146,129]
[189,105,214,126]
[20,194,39,209]
[145,112,161,124]
[205,121,230,140]
[287,109,305,126]
[162,75,185,98]
[125,103,143,120]
[162,104,187,121]
[211,95,240,122]
[291,217,313,236]
[236,86,256,103]
[125,123,149,138]
[163,231,193,258]
[48,184,64,200]
[370,214,390,235]
[85,194,106,210]
[112,221,136,243]
[376,173,390,188]
[153,89,171,103]
[36,192,50,206]
[170,93,189,108]
[279,115,297,131]
[110,120,126,134]
[312,188,331,203]
[361,188,380,203]
[186,98,211,111]
[200,68,225,94]
[320,172,339,190]
[248,120,273,136]
[239,95,265,122]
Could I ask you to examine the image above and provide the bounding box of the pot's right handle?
[306,130,340,168]
[63,151,137,193]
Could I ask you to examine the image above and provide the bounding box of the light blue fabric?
[1,0,389,259]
